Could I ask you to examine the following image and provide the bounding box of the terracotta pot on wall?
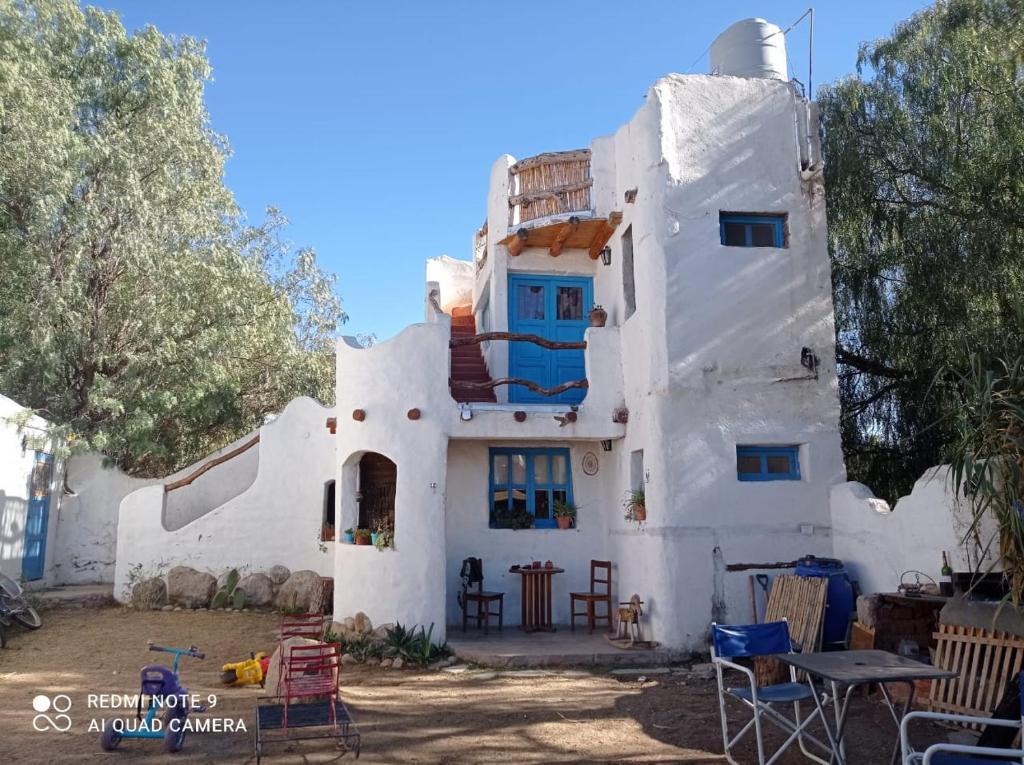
[556,517,573,530]
[589,305,607,327]
[633,506,647,522]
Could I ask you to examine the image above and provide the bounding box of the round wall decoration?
[581,451,599,476]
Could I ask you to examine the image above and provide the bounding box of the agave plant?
[945,354,1024,604]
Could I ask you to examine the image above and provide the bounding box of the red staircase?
[450,309,496,404]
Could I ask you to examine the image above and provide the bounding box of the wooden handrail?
[164,435,260,493]
[450,332,587,350]
[450,377,588,397]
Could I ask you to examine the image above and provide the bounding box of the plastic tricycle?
[99,641,206,753]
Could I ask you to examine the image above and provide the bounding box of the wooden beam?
[450,331,587,350]
[453,377,589,397]
[588,211,624,260]
[549,217,579,257]
[508,228,528,257]
[165,435,260,493]
[509,180,593,207]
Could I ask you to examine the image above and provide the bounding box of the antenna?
[768,7,815,97]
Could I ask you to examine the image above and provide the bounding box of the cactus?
[212,568,246,609]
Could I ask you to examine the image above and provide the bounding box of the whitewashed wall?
[426,255,475,313]
[831,466,1000,597]
[113,397,335,600]
[0,393,63,584]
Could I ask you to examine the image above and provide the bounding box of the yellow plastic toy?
[220,651,268,687]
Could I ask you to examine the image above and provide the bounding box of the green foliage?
[491,505,533,529]
[343,634,384,662]
[819,0,1024,501]
[211,568,245,609]
[0,0,345,477]
[945,352,1024,604]
[623,489,645,522]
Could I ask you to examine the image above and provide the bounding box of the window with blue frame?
[736,445,801,481]
[489,447,573,529]
[720,213,787,248]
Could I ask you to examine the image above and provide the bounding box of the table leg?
[546,574,554,631]
[828,682,857,765]
[520,577,527,630]
[807,675,845,765]
[879,681,913,765]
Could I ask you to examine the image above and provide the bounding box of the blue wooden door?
[508,275,592,404]
[22,452,53,581]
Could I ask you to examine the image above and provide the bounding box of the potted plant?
[354,528,372,546]
[322,525,335,542]
[342,528,355,544]
[624,488,646,523]
[553,500,578,530]
[589,304,608,327]
[374,523,394,551]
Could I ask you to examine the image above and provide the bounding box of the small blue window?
[720,214,786,248]
[737,445,801,481]
[489,447,572,529]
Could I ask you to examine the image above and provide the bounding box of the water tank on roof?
[709,18,788,81]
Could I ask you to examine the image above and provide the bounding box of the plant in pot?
[342,528,355,544]
[374,523,394,551]
[623,488,646,523]
[322,524,335,542]
[553,500,578,530]
[354,528,372,546]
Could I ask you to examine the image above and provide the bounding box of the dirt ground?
[0,608,951,764]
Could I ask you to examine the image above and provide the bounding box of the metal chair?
[281,643,341,731]
[712,620,832,765]
[901,672,1024,765]
[570,559,613,633]
[458,557,503,633]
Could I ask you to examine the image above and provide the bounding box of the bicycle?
[0,569,43,645]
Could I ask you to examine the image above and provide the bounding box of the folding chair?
[901,672,1024,765]
[712,621,832,765]
[281,643,341,731]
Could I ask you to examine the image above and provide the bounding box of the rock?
[380,658,393,669]
[354,612,373,635]
[391,657,404,670]
[372,623,393,640]
[268,565,291,586]
[161,604,174,612]
[341,653,357,665]
[130,578,167,610]
[264,637,321,693]
[611,667,671,677]
[216,570,236,590]
[167,566,217,609]
[441,664,468,674]
[173,606,183,612]
[237,573,274,607]
[365,657,380,667]
[274,570,323,612]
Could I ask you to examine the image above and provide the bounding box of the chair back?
[283,643,341,698]
[712,621,793,659]
[589,560,612,595]
[460,557,484,591]
[279,613,323,641]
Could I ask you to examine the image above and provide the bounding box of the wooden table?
[509,566,564,633]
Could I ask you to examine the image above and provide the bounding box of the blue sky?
[93,1,928,341]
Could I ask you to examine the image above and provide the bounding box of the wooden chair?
[570,560,613,634]
[458,557,503,633]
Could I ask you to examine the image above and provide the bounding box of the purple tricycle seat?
[140,665,182,699]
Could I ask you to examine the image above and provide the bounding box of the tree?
[819,0,1024,501]
[0,0,344,476]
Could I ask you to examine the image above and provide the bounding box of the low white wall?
[50,453,154,585]
[444,440,615,627]
[163,433,260,530]
[113,397,335,600]
[831,466,999,597]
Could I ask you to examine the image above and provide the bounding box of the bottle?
[941,551,954,596]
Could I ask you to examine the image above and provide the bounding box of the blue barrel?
[795,555,854,647]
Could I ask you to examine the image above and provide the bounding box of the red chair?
[279,613,324,641]
[282,643,341,730]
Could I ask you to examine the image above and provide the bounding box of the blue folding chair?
[712,621,832,765]
[901,672,1024,765]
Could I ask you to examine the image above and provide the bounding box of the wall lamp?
[599,246,612,266]
[600,439,613,452]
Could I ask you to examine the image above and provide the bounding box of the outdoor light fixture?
[601,439,613,452]
[600,246,612,266]
[459,404,473,421]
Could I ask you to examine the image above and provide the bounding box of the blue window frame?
[489,447,573,529]
[720,213,786,248]
[737,445,801,481]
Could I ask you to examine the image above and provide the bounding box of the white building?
[329,19,847,650]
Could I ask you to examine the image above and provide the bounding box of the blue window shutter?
[488,447,573,528]
[736,445,801,481]
[719,214,786,248]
